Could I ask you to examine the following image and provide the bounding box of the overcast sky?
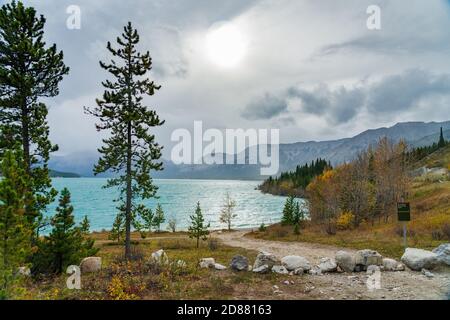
[17,0,450,156]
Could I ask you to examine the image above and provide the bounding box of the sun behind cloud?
[205,22,247,68]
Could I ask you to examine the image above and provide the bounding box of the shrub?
[258,223,267,232]
[432,230,444,240]
[325,223,336,235]
[336,211,354,230]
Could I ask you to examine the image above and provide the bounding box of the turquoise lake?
[48,178,287,232]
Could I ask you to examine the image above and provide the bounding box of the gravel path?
[215,230,450,300]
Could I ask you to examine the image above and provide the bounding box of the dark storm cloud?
[245,69,450,125]
[241,93,288,120]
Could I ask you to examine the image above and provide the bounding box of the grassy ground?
[12,234,320,300]
[249,179,450,259]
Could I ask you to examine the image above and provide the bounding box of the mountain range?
[49,120,450,180]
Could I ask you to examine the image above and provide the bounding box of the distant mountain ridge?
[49,120,450,179]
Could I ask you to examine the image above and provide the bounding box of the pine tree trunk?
[125,121,132,260]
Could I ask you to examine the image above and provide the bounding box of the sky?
[13,0,450,157]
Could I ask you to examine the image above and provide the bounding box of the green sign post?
[397,202,411,248]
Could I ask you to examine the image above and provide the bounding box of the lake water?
[48,178,287,232]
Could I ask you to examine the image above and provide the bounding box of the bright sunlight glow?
[206,23,247,68]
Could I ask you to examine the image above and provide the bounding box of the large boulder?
[335,251,355,273]
[317,257,337,273]
[199,258,215,269]
[151,249,169,265]
[230,255,249,271]
[382,258,404,271]
[80,257,102,273]
[281,256,311,271]
[432,243,450,266]
[401,248,439,271]
[354,249,383,271]
[253,251,280,270]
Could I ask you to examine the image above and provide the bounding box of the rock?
[80,257,101,273]
[199,258,215,269]
[214,263,227,270]
[395,263,405,271]
[317,257,337,273]
[422,268,434,278]
[253,251,280,269]
[18,266,31,277]
[308,266,322,275]
[354,249,383,270]
[272,265,289,274]
[401,248,439,271]
[432,243,450,266]
[382,258,401,271]
[293,268,304,275]
[230,255,249,271]
[281,255,311,271]
[151,249,169,265]
[335,251,355,273]
[253,265,270,274]
[283,280,290,285]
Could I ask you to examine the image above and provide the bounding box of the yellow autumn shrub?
[336,211,354,230]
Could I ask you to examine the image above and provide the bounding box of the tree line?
[259,158,331,196]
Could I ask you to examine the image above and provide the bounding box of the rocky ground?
[215,230,450,300]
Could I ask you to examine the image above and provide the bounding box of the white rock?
[382,258,400,271]
[309,267,322,275]
[283,280,290,285]
[354,249,383,270]
[293,268,304,275]
[401,248,439,271]
[253,265,269,274]
[151,249,169,265]
[422,268,434,278]
[272,265,289,274]
[317,257,337,273]
[335,251,355,273]
[432,243,450,266]
[253,251,280,269]
[214,263,227,270]
[281,255,311,271]
[80,257,102,273]
[199,258,215,269]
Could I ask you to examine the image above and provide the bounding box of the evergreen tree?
[0,151,31,298]
[292,201,307,234]
[0,1,69,233]
[109,214,125,244]
[188,202,210,248]
[438,127,446,148]
[152,204,165,233]
[219,192,237,231]
[80,216,90,235]
[85,22,164,259]
[281,196,295,225]
[138,206,153,238]
[36,189,97,274]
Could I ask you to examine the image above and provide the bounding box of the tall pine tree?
[0,151,31,298]
[86,22,164,259]
[0,1,69,234]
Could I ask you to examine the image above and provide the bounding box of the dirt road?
[215,230,450,300]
